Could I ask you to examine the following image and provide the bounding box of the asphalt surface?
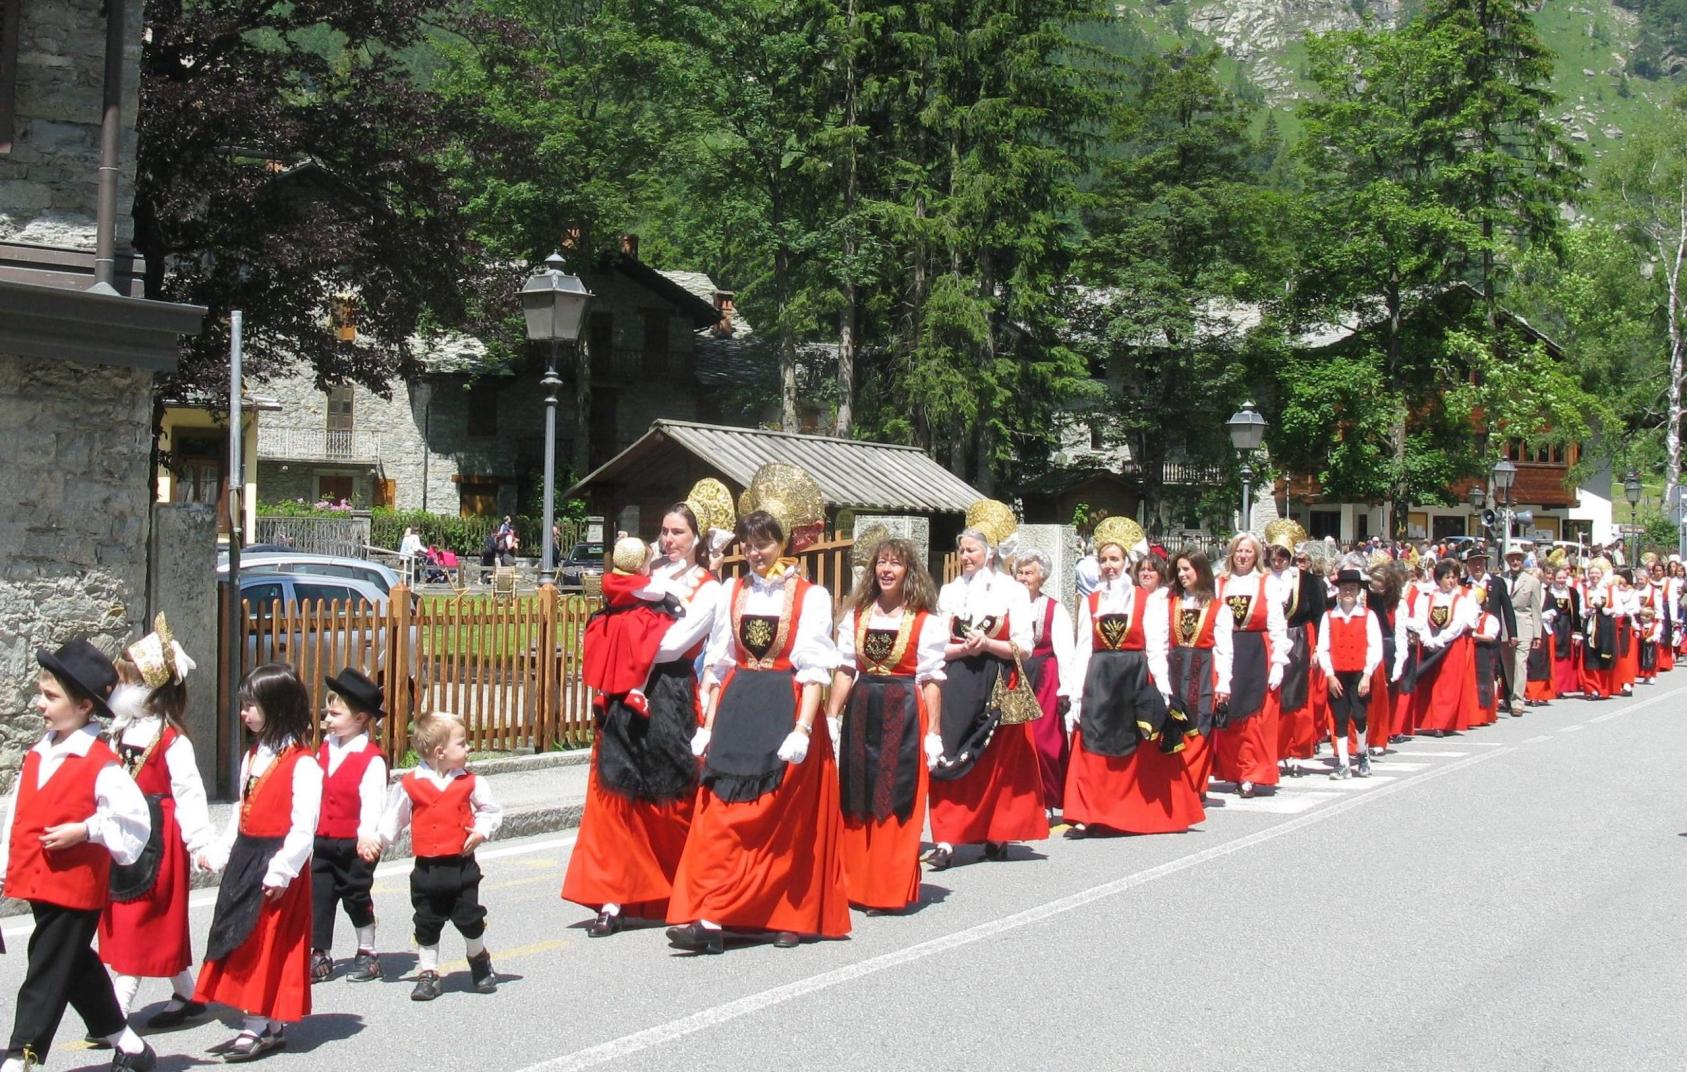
[8,677,1686,1072]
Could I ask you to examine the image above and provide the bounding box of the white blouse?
[205,739,322,889]
[116,713,215,854]
[1028,593,1078,700]
[1173,592,1234,695]
[1419,589,1479,650]
[937,569,1034,653]
[1070,583,1171,710]
[702,570,839,687]
[649,559,722,664]
[835,607,949,684]
[0,723,151,878]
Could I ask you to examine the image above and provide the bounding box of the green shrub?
[370,508,589,556]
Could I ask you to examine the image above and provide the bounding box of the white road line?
[1467,741,1507,747]
[1205,792,1335,814]
[1559,724,1586,733]
[1523,735,1553,744]
[517,747,1513,1072]
[1373,762,1428,771]
[1394,750,1469,757]
[1280,775,1397,792]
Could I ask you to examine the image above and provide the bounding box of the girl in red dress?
[667,469,849,954]
[927,502,1049,868]
[826,537,947,913]
[1414,560,1478,736]
[194,664,322,1060]
[100,617,214,1033]
[564,498,722,938]
[1168,551,1231,800]
[1210,533,1289,798]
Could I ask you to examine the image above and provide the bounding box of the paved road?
[11,679,1687,1072]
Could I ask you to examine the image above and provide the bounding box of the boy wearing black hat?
[1316,571,1383,779]
[0,640,155,1071]
[310,668,389,984]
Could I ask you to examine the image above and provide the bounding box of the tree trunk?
[835,0,858,438]
[1386,278,1409,540]
[1662,180,1687,535]
[573,340,592,478]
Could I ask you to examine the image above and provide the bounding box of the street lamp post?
[1492,458,1517,558]
[521,253,593,585]
[1226,401,1267,535]
[1623,469,1643,566]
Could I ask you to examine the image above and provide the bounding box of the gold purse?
[990,643,1044,726]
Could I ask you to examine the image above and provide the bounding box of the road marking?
[1559,724,1586,733]
[1523,735,1553,744]
[1395,750,1469,757]
[518,747,1512,1072]
[1467,741,1506,747]
[1280,775,1398,792]
[435,937,570,975]
[1373,762,1428,771]
[1205,792,1335,814]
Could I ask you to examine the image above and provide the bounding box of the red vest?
[1220,573,1271,632]
[1169,597,1220,649]
[853,609,930,676]
[1088,588,1147,651]
[5,738,119,910]
[730,575,812,671]
[239,746,310,838]
[316,736,384,839]
[404,771,477,857]
[1328,612,1369,673]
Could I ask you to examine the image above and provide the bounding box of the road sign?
[1617,524,1647,535]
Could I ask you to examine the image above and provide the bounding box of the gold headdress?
[1368,551,1393,571]
[1546,547,1568,568]
[964,499,1018,548]
[1264,519,1308,553]
[1092,516,1147,556]
[126,613,196,688]
[738,462,826,551]
[1641,550,1659,568]
[684,477,736,539]
[1591,556,1613,574]
[852,523,891,567]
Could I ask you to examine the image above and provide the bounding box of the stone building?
[0,0,205,776]
[255,242,777,519]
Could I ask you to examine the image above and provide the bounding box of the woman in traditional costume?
[1413,559,1478,737]
[927,501,1049,869]
[1363,557,1408,758]
[1544,560,1582,697]
[1612,569,1639,696]
[1013,549,1075,822]
[1265,522,1324,777]
[1580,558,1618,699]
[1210,532,1288,798]
[666,464,848,953]
[1167,550,1230,801]
[826,537,946,913]
[563,481,729,938]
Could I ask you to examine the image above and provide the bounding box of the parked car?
[239,572,422,692]
[219,552,402,595]
[558,542,607,587]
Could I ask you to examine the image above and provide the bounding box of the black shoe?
[771,931,800,949]
[345,949,381,982]
[586,909,623,938]
[145,996,209,1029]
[85,1033,114,1049]
[410,970,443,1001]
[309,948,333,984]
[665,923,724,954]
[220,1027,284,1063]
[1062,824,1087,840]
[467,950,497,993]
[983,841,1007,861]
[111,1042,158,1072]
[1239,781,1256,799]
[925,846,953,871]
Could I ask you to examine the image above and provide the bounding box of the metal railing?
[258,426,385,462]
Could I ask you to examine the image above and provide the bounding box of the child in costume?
[1315,570,1382,779]
[310,668,389,983]
[582,536,684,717]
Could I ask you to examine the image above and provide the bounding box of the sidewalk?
[0,749,593,918]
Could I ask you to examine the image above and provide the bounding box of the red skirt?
[1552,639,1582,694]
[1211,694,1281,787]
[194,873,311,1022]
[1418,636,1475,733]
[1615,623,1638,689]
[100,797,192,978]
[841,715,928,911]
[928,722,1050,845]
[1063,730,1204,834]
[1582,664,1613,697]
[667,720,851,938]
[1026,654,1068,810]
[1182,733,1214,797]
[1364,667,1393,751]
[562,754,695,919]
[1526,637,1557,702]
[1659,639,1676,671]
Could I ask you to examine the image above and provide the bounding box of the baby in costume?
[582,537,685,716]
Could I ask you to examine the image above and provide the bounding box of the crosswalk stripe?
[1204,792,1336,814]
[1397,749,1469,757]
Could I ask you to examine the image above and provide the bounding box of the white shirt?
[205,739,322,889]
[1028,593,1079,700]
[399,533,425,558]
[835,606,949,685]
[649,559,721,664]
[1315,601,1384,678]
[1172,592,1234,695]
[0,723,152,880]
[1070,582,1171,711]
[1420,589,1479,650]
[938,569,1034,654]
[702,569,839,687]
[114,713,215,854]
[322,731,389,842]
[378,765,503,846]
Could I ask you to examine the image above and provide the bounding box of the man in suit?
[1503,544,1545,715]
[1463,547,1519,711]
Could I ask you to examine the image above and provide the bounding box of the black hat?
[324,668,385,719]
[1336,569,1365,586]
[1463,546,1489,563]
[36,639,118,721]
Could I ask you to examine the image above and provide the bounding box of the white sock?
[241,1014,270,1037]
[3,1057,27,1072]
[1335,738,1350,768]
[111,972,142,1015]
[168,969,196,1003]
[697,919,721,932]
[601,902,621,917]
[465,936,487,958]
[105,1027,144,1055]
[355,923,377,952]
[418,944,439,972]
[936,841,953,853]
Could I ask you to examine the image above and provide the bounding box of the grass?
[414,592,588,661]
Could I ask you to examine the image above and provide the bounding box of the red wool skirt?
[1417,637,1475,733]
[1211,697,1281,787]
[100,796,192,977]
[1552,638,1582,695]
[194,874,311,1022]
[667,720,851,938]
[928,721,1050,845]
[1615,622,1638,690]
[1182,733,1214,797]
[1063,730,1204,834]
[562,758,695,919]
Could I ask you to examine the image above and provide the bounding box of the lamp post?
[521,253,593,585]
[1492,458,1517,558]
[1623,469,1643,566]
[1226,401,1267,535]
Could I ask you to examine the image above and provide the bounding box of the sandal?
[219,1027,285,1063]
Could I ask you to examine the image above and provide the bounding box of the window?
[0,0,17,154]
[588,311,614,377]
[326,384,354,432]
[294,582,362,607]
[1089,421,1105,451]
[460,480,499,517]
[589,390,619,468]
[243,583,285,619]
[467,381,498,437]
[642,310,670,373]
[317,474,355,505]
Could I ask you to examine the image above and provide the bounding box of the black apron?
[594,658,699,803]
[1078,649,1168,757]
[931,653,1005,782]
[204,834,287,963]
[701,667,795,803]
[839,672,921,822]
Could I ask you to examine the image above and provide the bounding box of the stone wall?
[0,0,143,249]
[1015,524,1079,626]
[147,503,218,790]
[0,354,153,784]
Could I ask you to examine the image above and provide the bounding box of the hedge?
[369,509,589,557]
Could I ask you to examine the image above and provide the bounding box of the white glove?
[923,732,944,769]
[690,727,712,758]
[1268,665,1284,691]
[1160,692,1173,711]
[1064,704,1080,734]
[776,729,810,765]
[827,715,843,760]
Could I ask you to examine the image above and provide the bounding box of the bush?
[370,508,589,556]
[258,499,356,517]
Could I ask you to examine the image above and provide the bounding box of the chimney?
[561,225,581,250]
[621,233,640,259]
[713,290,736,337]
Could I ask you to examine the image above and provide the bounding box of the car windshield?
[570,543,606,561]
